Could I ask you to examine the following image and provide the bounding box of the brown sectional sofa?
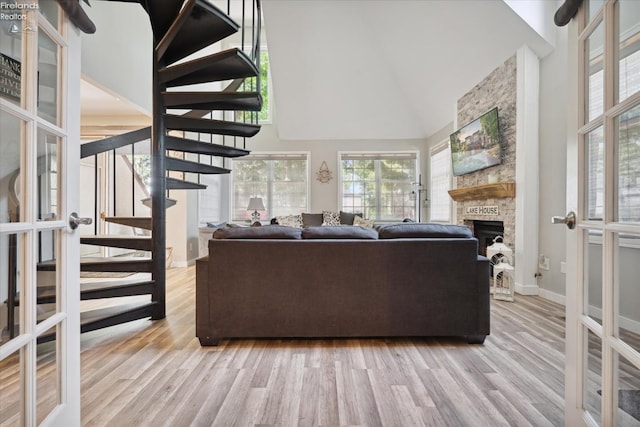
[196,223,490,345]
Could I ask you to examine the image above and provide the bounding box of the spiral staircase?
[34,0,262,341]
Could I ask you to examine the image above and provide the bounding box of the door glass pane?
[586,126,604,221]
[618,0,640,104]
[0,112,24,223]
[1,233,23,345]
[584,328,603,424]
[616,353,640,427]
[586,230,603,325]
[37,230,57,324]
[37,29,58,125]
[39,2,59,30]
[36,129,59,221]
[616,105,640,223]
[586,22,605,122]
[588,0,604,23]
[615,233,640,355]
[0,348,21,425]
[36,339,59,425]
[0,19,23,108]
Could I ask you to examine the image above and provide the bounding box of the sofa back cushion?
[213,225,302,239]
[377,223,472,239]
[302,226,378,239]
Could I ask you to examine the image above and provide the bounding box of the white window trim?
[337,150,420,222]
[428,140,452,223]
[230,151,311,221]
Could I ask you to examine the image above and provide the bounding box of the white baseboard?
[515,282,539,296]
[588,306,640,335]
[170,259,196,268]
[535,289,640,335]
[538,288,566,305]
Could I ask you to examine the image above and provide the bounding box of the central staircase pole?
[151,49,167,320]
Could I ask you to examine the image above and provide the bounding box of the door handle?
[69,212,92,230]
[551,211,576,229]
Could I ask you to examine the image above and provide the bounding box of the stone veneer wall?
[456,55,517,254]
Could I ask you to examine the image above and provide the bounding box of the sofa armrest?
[196,256,218,345]
[476,255,491,336]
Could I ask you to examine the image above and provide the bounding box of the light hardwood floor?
[3,266,570,426]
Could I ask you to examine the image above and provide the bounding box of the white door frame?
[0,7,81,426]
[565,1,640,425]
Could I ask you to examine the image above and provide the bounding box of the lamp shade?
[247,197,265,211]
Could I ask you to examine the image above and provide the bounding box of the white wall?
[537,22,569,299]
[244,115,427,214]
[81,1,152,113]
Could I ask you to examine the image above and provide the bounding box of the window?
[236,49,271,123]
[340,152,417,221]
[586,35,640,222]
[429,141,452,222]
[232,153,308,221]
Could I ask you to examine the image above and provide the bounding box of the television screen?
[450,107,502,176]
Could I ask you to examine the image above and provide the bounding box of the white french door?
[565,1,640,426]
[0,3,81,426]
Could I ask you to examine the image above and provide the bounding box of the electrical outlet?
[538,254,550,270]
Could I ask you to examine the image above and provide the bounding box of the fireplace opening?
[470,220,504,256]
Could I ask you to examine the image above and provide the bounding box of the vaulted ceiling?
[261,0,555,141]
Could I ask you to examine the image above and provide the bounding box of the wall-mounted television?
[450,107,502,176]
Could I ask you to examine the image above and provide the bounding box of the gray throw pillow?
[302,213,323,227]
[339,211,363,225]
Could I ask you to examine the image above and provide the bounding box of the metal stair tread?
[156,0,238,66]
[80,235,153,251]
[12,278,155,305]
[103,216,152,230]
[163,91,262,111]
[166,157,231,174]
[38,301,157,343]
[164,114,260,138]
[38,257,153,272]
[165,135,249,158]
[166,177,207,190]
[158,48,258,86]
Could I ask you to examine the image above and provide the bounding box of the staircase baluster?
[94,155,98,235]
[112,149,117,216]
[132,142,136,216]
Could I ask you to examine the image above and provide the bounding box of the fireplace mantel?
[448,182,515,202]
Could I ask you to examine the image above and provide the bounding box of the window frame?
[230,151,310,222]
[338,150,419,222]
[429,140,453,223]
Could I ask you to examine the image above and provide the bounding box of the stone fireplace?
[450,47,540,296]
[466,220,505,257]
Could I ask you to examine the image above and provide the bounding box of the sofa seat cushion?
[213,225,302,239]
[377,223,472,239]
[302,225,378,239]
